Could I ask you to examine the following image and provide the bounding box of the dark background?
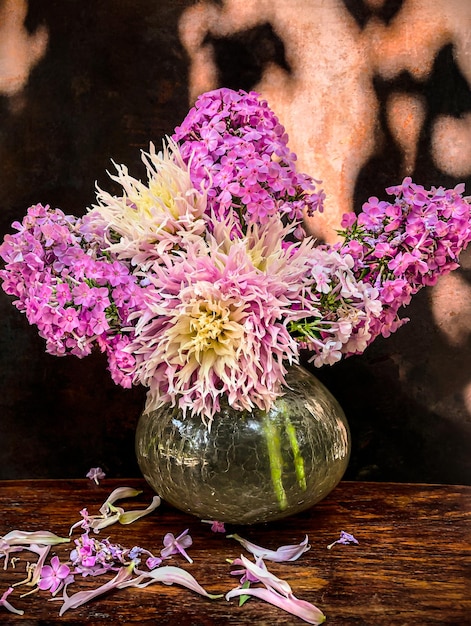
[0,0,470,483]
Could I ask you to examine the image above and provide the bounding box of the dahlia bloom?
[123,216,315,422]
[85,139,208,269]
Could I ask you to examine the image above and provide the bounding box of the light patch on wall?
[429,271,471,347]
[386,92,427,175]
[431,113,471,177]
[0,0,48,101]
[369,0,471,178]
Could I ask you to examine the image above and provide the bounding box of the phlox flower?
[160,529,193,563]
[327,530,359,550]
[86,467,106,485]
[290,247,383,365]
[38,556,71,594]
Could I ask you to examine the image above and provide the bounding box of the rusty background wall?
[0,0,470,483]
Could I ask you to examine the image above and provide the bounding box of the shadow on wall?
[0,0,470,483]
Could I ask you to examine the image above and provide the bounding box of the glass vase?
[135,365,350,525]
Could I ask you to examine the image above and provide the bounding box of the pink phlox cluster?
[331,177,471,347]
[172,87,324,234]
[0,203,146,387]
[295,247,383,367]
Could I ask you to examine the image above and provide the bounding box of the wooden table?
[0,479,469,625]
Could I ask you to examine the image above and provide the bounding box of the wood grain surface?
[0,479,469,625]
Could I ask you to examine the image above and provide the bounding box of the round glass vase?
[135,365,350,525]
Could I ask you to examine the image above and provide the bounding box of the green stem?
[263,415,288,511]
[284,415,307,490]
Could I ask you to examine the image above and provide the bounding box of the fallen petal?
[227,534,310,562]
[118,495,161,524]
[236,555,292,597]
[59,565,134,615]
[0,587,24,615]
[1,530,69,546]
[129,565,223,599]
[99,487,143,515]
[226,587,326,625]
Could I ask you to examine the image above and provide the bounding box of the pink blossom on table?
[145,556,163,570]
[38,556,72,595]
[201,520,226,533]
[227,534,310,562]
[69,532,155,577]
[161,529,193,563]
[0,587,24,615]
[227,555,325,625]
[327,531,359,550]
[86,467,106,485]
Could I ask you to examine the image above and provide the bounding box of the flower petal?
[128,565,222,599]
[1,530,69,546]
[59,565,134,615]
[118,495,161,525]
[98,487,143,515]
[226,587,326,625]
[227,534,310,562]
[0,587,24,615]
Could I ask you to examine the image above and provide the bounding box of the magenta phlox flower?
[201,520,226,533]
[38,556,72,595]
[173,88,324,232]
[227,533,310,562]
[327,531,359,550]
[0,587,24,615]
[161,529,193,563]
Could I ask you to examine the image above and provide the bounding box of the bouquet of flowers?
[1,88,470,426]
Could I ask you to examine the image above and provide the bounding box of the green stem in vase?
[284,414,307,491]
[263,414,288,511]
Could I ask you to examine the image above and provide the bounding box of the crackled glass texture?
[135,365,351,524]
